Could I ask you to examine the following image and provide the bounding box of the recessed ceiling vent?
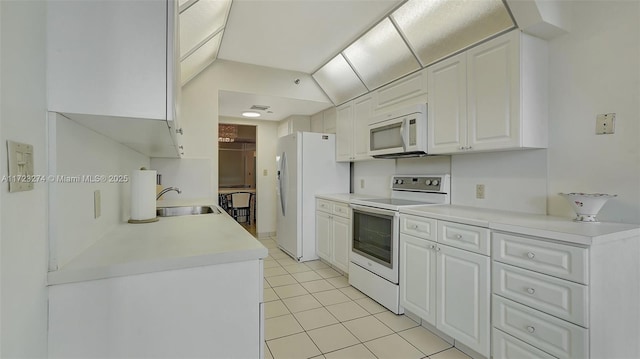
[250,105,271,111]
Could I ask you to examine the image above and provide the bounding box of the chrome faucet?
[156,187,182,200]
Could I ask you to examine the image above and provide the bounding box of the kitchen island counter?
[47,198,267,285]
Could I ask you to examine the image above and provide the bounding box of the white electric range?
[349,174,451,314]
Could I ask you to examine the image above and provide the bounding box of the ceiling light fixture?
[242,111,261,118]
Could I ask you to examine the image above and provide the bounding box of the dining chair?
[229,192,253,224]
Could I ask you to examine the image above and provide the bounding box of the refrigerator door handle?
[278,152,287,216]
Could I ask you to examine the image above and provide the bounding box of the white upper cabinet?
[373,69,428,115]
[335,95,373,162]
[47,0,182,158]
[427,30,548,155]
[310,107,337,134]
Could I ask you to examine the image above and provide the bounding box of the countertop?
[316,193,384,204]
[47,199,268,286]
[400,205,640,246]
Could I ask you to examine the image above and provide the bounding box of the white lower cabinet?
[399,216,490,357]
[493,328,557,359]
[315,198,351,273]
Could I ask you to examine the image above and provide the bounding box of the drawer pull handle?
[526,326,536,333]
[411,224,419,230]
[526,252,536,259]
[429,244,436,250]
[455,234,463,240]
[526,287,536,295]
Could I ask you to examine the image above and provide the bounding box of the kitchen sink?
[156,205,221,217]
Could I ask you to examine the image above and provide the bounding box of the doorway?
[218,123,257,235]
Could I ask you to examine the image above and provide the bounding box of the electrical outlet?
[360,179,365,189]
[263,169,268,176]
[596,113,615,134]
[94,190,101,218]
[476,184,485,199]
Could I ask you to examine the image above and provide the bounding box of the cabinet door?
[467,31,520,151]
[335,103,354,161]
[427,54,467,154]
[437,245,490,357]
[400,234,437,324]
[315,212,332,261]
[323,107,337,134]
[332,216,351,273]
[353,95,374,160]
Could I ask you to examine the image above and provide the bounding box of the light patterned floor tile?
[264,342,274,359]
[292,270,323,283]
[260,239,279,249]
[429,348,471,359]
[293,307,339,331]
[398,326,452,356]
[265,300,291,319]
[374,312,419,332]
[283,263,313,274]
[273,283,310,299]
[264,314,304,340]
[276,256,299,267]
[305,260,330,270]
[339,286,367,300]
[342,315,394,342]
[325,301,370,322]
[307,323,360,353]
[266,274,298,287]
[301,279,335,293]
[364,334,424,359]
[282,294,323,313]
[312,289,352,306]
[269,250,290,259]
[325,276,350,288]
[324,344,377,359]
[264,266,288,277]
[264,287,279,302]
[354,297,388,314]
[264,259,282,269]
[315,267,342,279]
[267,332,321,359]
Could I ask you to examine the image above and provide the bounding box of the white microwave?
[368,104,427,159]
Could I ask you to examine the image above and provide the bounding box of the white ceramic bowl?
[559,193,616,222]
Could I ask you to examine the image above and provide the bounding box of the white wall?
[150,158,213,201]
[546,1,640,224]
[0,1,49,356]
[51,114,150,269]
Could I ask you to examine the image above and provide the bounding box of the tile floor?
[259,237,472,359]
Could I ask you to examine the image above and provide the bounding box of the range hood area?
[312,0,515,105]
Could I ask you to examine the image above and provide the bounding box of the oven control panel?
[391,175,449,193]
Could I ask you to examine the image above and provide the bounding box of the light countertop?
[316,193,384,204]
[400,205,640,246]
[48,199,268,286]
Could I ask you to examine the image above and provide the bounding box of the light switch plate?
[596,113,615,134]
[7,140,34,192]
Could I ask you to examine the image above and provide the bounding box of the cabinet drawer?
[316,199,332,213]
[493,262,588,327]
[332,202,351,219]
[492,328,557,359]
[492,232,588,284]
[400,215,436,240]
[493,295,588,359]
[438,221,490,255]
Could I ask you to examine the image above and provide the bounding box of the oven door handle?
[350,204,399,218]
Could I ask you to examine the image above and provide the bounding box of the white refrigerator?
[276,132,349,262]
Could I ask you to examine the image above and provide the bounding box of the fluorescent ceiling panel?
[392,0,514,66]
[312,54,368,105]
[343,18,421,90]
[180,0,231,59]
[181,32,223,84]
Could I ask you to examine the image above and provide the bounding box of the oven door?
[350,204,399,284]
